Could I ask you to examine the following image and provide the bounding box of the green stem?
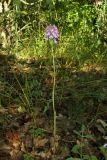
[52,47,56,139]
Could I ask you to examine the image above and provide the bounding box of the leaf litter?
[0,53,107,159]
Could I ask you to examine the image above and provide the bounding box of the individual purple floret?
[45,24,59,43]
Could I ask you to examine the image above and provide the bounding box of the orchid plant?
[45,24,59,149]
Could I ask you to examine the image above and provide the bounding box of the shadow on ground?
[0,52,107,159]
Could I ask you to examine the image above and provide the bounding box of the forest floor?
[0,52,107,160]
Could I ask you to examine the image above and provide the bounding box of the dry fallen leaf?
[23,135,33,152]
[0,107,8,114]
[10,150,23,160]
[33,137,48,148]
[6,130,21,150]
[34,149,52,159]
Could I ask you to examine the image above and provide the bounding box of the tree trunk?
[0,0,12,49]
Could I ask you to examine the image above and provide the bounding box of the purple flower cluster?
[45,24,59,43]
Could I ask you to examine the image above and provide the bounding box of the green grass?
[1,33,107,117]
[1,26,107,160]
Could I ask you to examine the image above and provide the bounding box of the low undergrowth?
[0,51,107,159]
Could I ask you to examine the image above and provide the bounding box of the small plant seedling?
[23,153,32,160]
[29,127,45,137]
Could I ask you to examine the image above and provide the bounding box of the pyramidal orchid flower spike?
[45,24,59,44]
[45,24,59,143]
